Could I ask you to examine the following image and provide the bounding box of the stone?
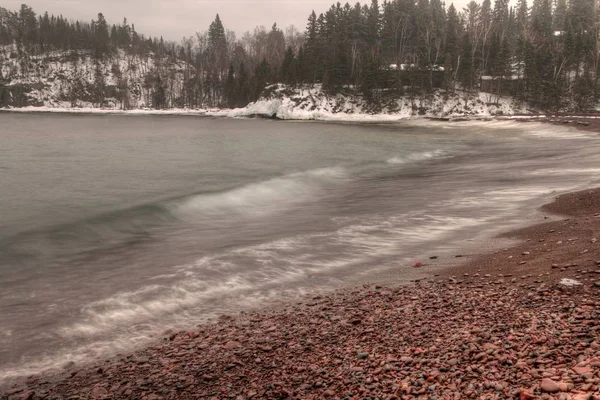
[540,378,560,393]
[559,278,582,287]
[519,391,535,400]
[573,366,591,375]
[91,386,108,398]
[224,341,242,349]
[570,395,591,400]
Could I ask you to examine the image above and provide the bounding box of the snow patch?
[559,278,582,287]
[224,84,530,122]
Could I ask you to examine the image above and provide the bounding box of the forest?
[0,0,599,111]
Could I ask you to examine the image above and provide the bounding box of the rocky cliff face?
[0,45,191,108]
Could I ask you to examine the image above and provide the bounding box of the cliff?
[227,84,530,121]
[0,47,530,120]
[0,45,191,109]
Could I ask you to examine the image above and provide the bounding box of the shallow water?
[1,113,599,383]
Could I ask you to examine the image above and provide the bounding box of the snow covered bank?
[224,84,531,121]
[1,106,227,116]
[1,57,532,123]
[0,46,190,109]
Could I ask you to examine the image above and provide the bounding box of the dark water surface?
[1,113,599,382]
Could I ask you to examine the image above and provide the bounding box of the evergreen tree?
[93,61,106,106]
[225,63,236,108]
[281,46,296,84]
[94,13,109,58]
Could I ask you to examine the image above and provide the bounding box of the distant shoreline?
[4,106,600,128]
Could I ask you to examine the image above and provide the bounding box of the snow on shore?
[1,81,531,122]
[224,84,530,121]
[1,106,226,116]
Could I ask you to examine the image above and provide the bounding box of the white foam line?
[173,166,346,217]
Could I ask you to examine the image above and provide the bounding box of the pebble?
[8,275,600,400]
[540,378,561,393]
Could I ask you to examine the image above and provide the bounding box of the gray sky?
[4,0,472,41]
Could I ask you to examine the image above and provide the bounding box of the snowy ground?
[1,106,226,117]
[1,51,532,123]
[0,46,190,109]
[224,84,530,121]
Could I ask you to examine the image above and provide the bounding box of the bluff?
[228,84,530,120]
[1,46,530,119]
[0,45,190,109]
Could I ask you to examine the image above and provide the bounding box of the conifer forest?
[0,0,599,110]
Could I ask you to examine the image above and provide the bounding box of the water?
[1,113,600,384]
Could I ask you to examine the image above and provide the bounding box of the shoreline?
[4,105,600,131]
[2,187,599,399]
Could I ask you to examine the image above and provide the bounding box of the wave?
[0,203,174,264]
[387,149,449,165]
[0,166,349,264]
[173,166,347,217]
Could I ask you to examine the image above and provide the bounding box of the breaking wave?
[387,149,449,165]
[173,166,347,217]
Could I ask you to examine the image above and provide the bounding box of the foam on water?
[0,202,498,382]
[526,167,600,177]
[387,149,449,165]
[173,166,347,217]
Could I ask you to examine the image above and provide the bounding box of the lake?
[1,113,599,383]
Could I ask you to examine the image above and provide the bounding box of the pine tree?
[225,63,236,108]
[445,3,462,83]
[236,61,250,107]
[254,58,270,100]
[281,46,296,84]
[93,61,106,106]
[94,13,109,58]
[553,0,567,31]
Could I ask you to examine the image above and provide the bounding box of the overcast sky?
[4,0,473,41]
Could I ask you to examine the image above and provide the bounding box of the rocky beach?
[2,184,600,399]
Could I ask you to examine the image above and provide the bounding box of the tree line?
[1,0,599,110]
[292,0,599,110]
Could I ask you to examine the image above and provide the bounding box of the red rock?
[519,391,535,400]
[412,261,423,268]
[224,341,242,349]
[572,366,591,375]
[540,378,560,393]
[91,385,108,399]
